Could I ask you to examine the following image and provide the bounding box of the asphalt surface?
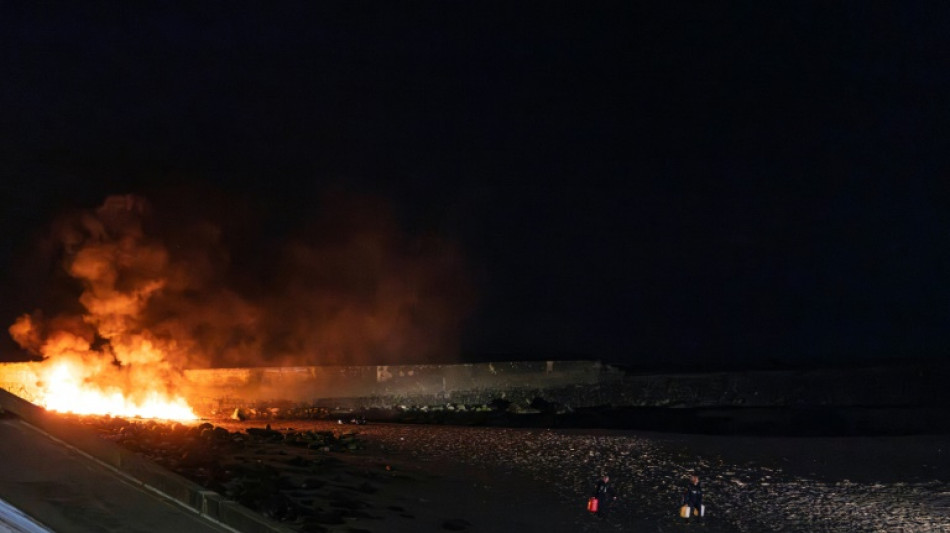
[0,417,236,533]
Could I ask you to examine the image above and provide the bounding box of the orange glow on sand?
[37,361,198,420]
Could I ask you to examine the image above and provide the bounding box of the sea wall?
[599,364,943,408]
[1,359,944,419]
[180,360,617,416]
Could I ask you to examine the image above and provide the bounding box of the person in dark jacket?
[591,473,617,516]
[682,474,704,519]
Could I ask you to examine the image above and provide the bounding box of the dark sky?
[1,3,948,369]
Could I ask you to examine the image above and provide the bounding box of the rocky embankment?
[222,400,950,437]
[201,360,950,437]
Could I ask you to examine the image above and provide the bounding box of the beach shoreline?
[45,410,949,532]
[203,419,950,532]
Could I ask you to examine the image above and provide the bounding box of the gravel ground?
[78,415,950,532]
[314,423,950,533]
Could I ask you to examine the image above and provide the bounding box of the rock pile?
[71,415,368,527]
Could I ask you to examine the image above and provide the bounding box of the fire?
[4,196,202,421]
[37,361,198,420]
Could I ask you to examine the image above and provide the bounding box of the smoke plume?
[9,190,474,375]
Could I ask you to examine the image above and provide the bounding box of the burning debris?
[9,196,197,419]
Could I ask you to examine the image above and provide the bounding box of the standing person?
[591,473,617,516]
[682,474,704,519]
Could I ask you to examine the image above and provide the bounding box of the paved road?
[0,418,236,533]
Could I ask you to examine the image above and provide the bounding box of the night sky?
[1,3,948,370]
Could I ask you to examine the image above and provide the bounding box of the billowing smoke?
[259,193,473,367]
[9,190,474,375]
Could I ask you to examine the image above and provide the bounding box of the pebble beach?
[78,414,950,533]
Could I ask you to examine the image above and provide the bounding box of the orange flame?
[8,196,201,421]
[37,361,198,420]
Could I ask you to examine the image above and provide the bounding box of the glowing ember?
[38,361,198,420]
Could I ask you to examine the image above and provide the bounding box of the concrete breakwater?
[0,360,615,415]
[180,359,943,411]
[1,359,946,435]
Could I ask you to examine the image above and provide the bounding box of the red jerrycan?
[587,497,599,512]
